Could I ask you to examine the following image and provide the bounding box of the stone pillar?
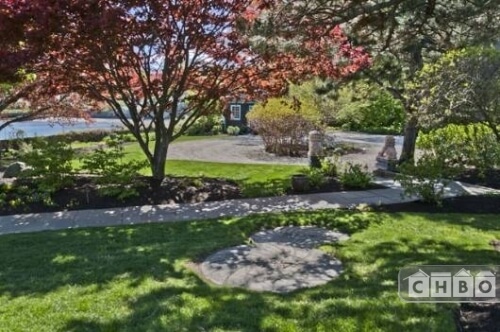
[308,131,322,169]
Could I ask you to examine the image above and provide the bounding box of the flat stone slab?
[251,226,349,249]
[200,226,348,293]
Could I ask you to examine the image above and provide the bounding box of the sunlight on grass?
[71,134,302,197]
[165,160,303,197]
[1,211,498,331]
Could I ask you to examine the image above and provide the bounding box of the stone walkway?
[1,178,496,236]
[200,226,348,293]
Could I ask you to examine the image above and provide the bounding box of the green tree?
[5,0,368,182]
[252,0,500,162]
[317,80,404,133]
[411,47,500,141]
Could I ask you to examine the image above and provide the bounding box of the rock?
[199,227,349,293]
[3,162,28,178]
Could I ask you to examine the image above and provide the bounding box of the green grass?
[165,160,303,197]
[71,134,221,150]
[71,135,304,198]
[1,211,498,331]
[119,141,303,197]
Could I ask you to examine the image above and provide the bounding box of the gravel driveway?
[0,132,398,182]
[168,132,396,171]
[168,135,308,165]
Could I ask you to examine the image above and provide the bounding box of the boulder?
[3,162,28,178]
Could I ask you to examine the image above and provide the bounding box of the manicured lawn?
[117,137,303,197]
[72,134,221,149]
[1,211,497,331]
[71,134,302,197]
[165,160,303,197]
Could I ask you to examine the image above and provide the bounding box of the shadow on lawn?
[377,211,500,233]
[3,211,496,330]
[0,210,376,298]
[64,283,273,332]
[62,227,471,331]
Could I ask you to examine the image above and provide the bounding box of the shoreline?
[0,118,126,141]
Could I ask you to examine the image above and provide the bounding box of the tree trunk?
[399,116,418,164]
[151,138,169,183]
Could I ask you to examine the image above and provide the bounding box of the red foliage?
[2,0,369,105]
[1,0,371,178]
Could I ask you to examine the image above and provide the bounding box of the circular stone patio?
[199,226,349,293]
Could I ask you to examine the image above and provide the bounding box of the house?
[223,100,255,129]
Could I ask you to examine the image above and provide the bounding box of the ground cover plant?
[1,210,498,331]
[2,132,385,215]
[0,159,303,215]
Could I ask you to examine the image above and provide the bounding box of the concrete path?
[1,178,495,236]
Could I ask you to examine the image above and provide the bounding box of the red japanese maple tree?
[5,0,370,180]
[0,0,91,133]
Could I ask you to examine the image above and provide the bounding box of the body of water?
[0,118,125,140]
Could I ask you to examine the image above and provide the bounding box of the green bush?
[1,129,128,152]
[329,82,405,134]
[417,123,500,175]
[80,134,147,200]
[339,163,372,189]
[321,157,339,177]
[226,126,240,136]
[247,97,322,156]
[0,183,9,209]
[300,167,326,189]
[185,116,223,136]
[20,138,75,194]
[396,154,459,205]
[211,124,223,135]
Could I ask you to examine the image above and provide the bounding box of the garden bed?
[373,194,500,214]
[455,168,500,190]
[0,175,386,216]
[0,176,242,216]
[287,176,384,194]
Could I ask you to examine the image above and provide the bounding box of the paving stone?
[251,226,349,249]
[200,226,348,293]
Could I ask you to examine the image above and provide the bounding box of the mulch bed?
[0,176,242,216]
[0,175,386,216]
[373,195,500,214]
[455,303,500,332]
[455,168,500,190]
[287,177,385,195]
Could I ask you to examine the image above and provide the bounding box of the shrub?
[396,153,459,205]
[211,124,223,135]
[339,163,372,189]
[226,126,240,136]
[299,167,326,190]
[321,157,339,177]
[247,98,322,156]
[328,82,405,134]
[20,138,75,194]
[417,123,500,176]
[185,116,223,136]
[80,134,147,200]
